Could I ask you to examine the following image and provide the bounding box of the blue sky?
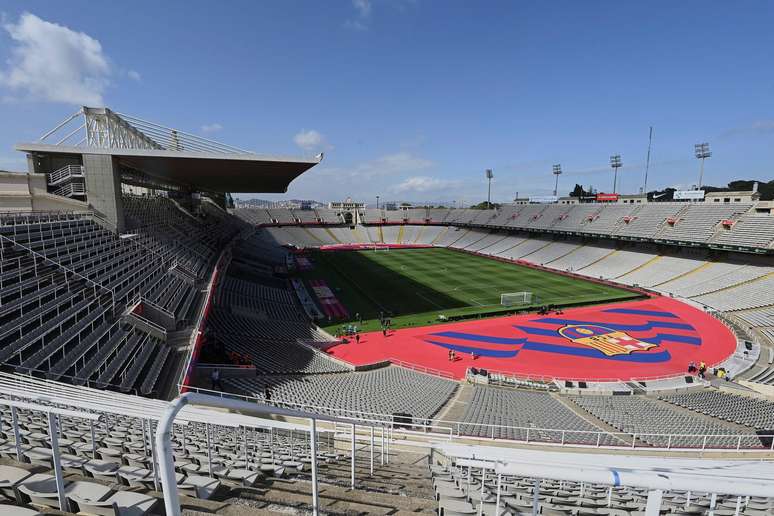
[0,1,772,204]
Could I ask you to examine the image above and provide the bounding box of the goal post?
[500,291,533,306]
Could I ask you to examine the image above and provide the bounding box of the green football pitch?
[301,247,642,333]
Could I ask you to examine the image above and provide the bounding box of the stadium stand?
[458,386,619,445]
[0,197,241,397]
[428,457,774,516]
[655,203,753,243]
[614,203,684,239]
[567,395,762,448]
[616,253,709,287]
[576,248,658,279]
[659,390,774,431]
[224,366,458,422]
[545,242,616,271]
[11,108,774,515]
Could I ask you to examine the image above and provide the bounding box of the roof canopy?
[16,107,321,193]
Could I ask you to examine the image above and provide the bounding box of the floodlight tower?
[552,164,562,197]
[376,195,380,209]
[609,155,622,194]
[694,142,711,188]
[485,169,494,208]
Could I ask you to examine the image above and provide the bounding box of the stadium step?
[434,382,474,422]
[430,226,448,245]
[544,242,583,265]
[691,270,774,297]
[553,394,636,447]
[652,260,714,288]
[323,227,341,244]
[397,224,405,244]
[616,254,663,279]
[446,228,471,247]
[518,239,554,259]
[352,226,368,243]
[302,226,325,244]
[414,225,425,244]
[576,247,619,272]
[625,381,648,394]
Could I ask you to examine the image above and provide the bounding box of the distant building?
[705,190,761,203]
[329,199,365,210]
[616,194,647,204]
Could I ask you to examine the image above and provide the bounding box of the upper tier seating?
[231,207,273,225]
[614,203,684,239]
[654,203,753,243]
[233,202,773,252]
[712,214,774,249]
[0,196,242,395]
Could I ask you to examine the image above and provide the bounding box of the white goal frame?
[500,291,533,306]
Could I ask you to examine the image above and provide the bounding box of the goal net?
[373,246,390,252]
[500,291,533,306]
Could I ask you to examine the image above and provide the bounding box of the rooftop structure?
[15,107,321,230]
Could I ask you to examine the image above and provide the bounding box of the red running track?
[324,297,736,381]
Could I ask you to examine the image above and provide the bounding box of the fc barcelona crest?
[558,324,657,356]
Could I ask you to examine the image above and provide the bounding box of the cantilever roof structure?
[16,107,321,193]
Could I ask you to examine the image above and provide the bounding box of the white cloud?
[324,152,434,181]
[0,13,111,105]
[244,151,436,201]
[353,0,372,18]
[392,176,459,194]
[127,69,141,81]
[201,123,223,134]
[720,120,774,139]
[345,0,372,30]
[293,129,330,151]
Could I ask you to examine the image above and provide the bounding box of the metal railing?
[0,232,115,309]
[387,358,456,379]
[47,165,84,186]
[180,385,774,452]
[53,182,86,198]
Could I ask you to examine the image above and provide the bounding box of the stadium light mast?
[694,142,711,189]
[376,195,379,209]
[609,155,622,194]
[485,169,494,208]
[552,164,562,197]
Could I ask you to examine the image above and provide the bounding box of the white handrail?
[180,384,774,452]
[155,392,358,516]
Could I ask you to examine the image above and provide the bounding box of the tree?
[470,201,501,210]
[569,184,588,198]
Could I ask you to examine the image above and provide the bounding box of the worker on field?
[210,368,222,390]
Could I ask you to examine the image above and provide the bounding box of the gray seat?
[177,474,220,499]
[0,465,32,501]
[69,490,158,516]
